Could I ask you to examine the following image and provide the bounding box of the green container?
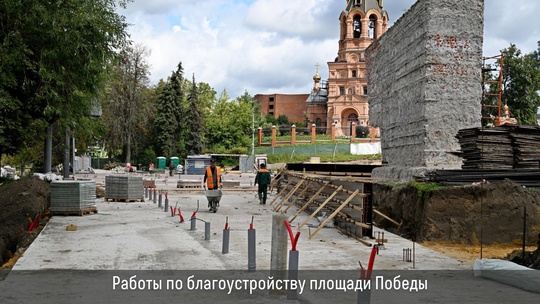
[170,156,179,167]
[157,156,166,169]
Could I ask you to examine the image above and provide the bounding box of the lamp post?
[252,100,255,166]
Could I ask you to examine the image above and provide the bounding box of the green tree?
[185,74,205,155]
[101,44,152,164]
[0,0,130,170]
[500,43,540,125]
[205,90,259,153]
[154,62,185,158]
[355,125,370,138]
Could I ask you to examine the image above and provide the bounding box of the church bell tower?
[325,0,388,136]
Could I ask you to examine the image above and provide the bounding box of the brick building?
[253,94,309,124]
[255,0,388,135]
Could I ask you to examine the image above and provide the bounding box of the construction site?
[0,167,539,303]
[1,0,540,303]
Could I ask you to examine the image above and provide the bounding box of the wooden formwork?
[273,171,400,245]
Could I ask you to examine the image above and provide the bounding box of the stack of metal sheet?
[105,175,144,201]
[51,180,96,212]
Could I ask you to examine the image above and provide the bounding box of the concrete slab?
[2,169,539,303]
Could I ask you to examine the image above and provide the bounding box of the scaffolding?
[270,170,400,245]
[481,54,504,126]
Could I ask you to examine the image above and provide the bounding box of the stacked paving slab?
[105,175,144,201]
[51,180,97,214]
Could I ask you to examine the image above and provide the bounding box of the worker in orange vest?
[203,159,221,190]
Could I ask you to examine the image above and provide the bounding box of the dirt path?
[423,241,537,264]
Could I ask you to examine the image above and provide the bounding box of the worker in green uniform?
[254,163,271,204]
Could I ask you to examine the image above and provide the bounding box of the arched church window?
[353,15,361,38]
[369,15,377,39]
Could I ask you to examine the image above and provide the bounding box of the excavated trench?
[0,178,50,270]
[275,173,540,268]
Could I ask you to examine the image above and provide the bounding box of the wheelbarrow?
[204,189,222,213]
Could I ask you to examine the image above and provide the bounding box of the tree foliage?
[101,44,152,163]
[185,74,206,155]
[205,90,259,153]
[154,63,185,158]
[0,0,130,163]
[500,42,540,125]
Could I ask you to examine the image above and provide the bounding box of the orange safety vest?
[205,166,221,189]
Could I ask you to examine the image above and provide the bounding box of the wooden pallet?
[177,181,203,189]
[104,197,145,202]
[177,185,203,189]
[52,207,98,216]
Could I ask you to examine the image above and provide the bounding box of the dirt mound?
[0,178,50,266]
[374,179,540,245]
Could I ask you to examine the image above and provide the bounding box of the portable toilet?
[157,156,166,169]
[170,156,179,167]
[255,154,268,170]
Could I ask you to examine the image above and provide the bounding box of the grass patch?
[408,182,445,198]
[267,153,381,164]
[261,135,366,142]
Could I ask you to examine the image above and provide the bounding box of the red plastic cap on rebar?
[361,245,378,280]
[284,220,300,251]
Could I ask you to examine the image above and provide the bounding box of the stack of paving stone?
[51,180,97,213]
[105,175,144,201]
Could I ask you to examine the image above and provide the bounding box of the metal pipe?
[286,250,299,300]
[522,206,527,264]
[222,229,230,254]
[190,215,197,231]
[248,228,256,272]
[205,222,211,240]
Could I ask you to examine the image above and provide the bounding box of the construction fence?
[257,124,379,147]
[255,142,381,157]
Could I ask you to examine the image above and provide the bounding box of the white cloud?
[119,0,540,99]
[244,0,340,39]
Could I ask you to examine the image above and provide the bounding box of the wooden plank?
[289,183,328,223]
[335,226,372,247]
[298,185,343,230]
[373,209,401,227]
[272,178,306,212]
[269,177,295,205]
[309,189,360,239]
[302,186,364,213]
[280,181,313,215]
[335,216,371,229]
[269,171,286,194]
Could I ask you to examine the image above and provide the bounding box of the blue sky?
[119,0,540,99]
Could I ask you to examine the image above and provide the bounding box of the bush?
[141,148,157,168]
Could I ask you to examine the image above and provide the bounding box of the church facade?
[255,0,388,137]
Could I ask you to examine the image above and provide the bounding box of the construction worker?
[203,159,221,190]
[254,163,271,204]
